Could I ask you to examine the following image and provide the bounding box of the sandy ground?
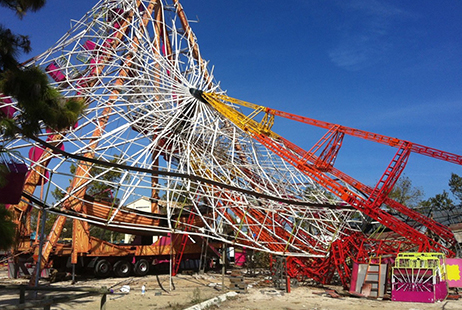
[1,266,462,310]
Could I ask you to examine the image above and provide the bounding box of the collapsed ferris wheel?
[1,0,461,286]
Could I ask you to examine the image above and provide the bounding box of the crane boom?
[199,90,457,256]
[207,92,462,166]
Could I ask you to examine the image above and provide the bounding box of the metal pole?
[72,263,76,284]
[285,257,290,293]
[222,243,226,291]
[35,208,47,288]
[169,233,173,291]
[19,286,25,304]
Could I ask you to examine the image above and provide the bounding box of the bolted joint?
[189,88,208,103]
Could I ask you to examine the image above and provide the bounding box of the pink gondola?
[46,62,66,82]
[0,97,17,119]
[0,151,28,204]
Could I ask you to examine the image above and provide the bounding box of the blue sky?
[2,0,462,199]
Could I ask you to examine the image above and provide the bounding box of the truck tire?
[134,259,150,276]
[94,259,112,278]
[114,260,132,277]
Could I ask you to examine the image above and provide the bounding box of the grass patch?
[190,287,203,304]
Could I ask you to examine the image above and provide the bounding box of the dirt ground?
[1,266,462,310]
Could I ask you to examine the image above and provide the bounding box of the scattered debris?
[120,285,130,293]
[229,270,247,293]
[260,289,284,296]
[183,291,238,310]
[447,294,461,300]
[312,289,342,299]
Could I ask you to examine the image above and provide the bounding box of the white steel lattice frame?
[0,0,363,257]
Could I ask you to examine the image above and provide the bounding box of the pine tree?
[0,0,84,250]
[0,0,84,136]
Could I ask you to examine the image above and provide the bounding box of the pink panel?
[392,290,436,303]
[157,234,172,246]
[0,163,28,204]
[1,97,12,104]
[234,252,246,267]
[446,258,462,288]
[0,106,16,119]
[0,98,17,119]
[83,40,96,51]
[392,280,448,303]
[46,62,66,82]
[434,281,449,301]
[27,146,52,185]
[29,146,44,162]
[349,262,360,294]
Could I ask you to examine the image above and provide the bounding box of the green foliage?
[52,158,123,201]
[51,186,64,201]
[388,175,424,209]
[0,24,31,70]
[86,161,123,200]
[28,208,71,240]
[420,190,454,214]
[449,173,462,202]
[253,251,270,268]
[190,287,202,304]
[0,117,16,136]
[0,0,46,18]
[0,163,8,187]
[0,204,16,250]
[0,1,85,136]
[418,173,462,216]
[1,65,84,135]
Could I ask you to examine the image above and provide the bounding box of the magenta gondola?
[0,152,28,204]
